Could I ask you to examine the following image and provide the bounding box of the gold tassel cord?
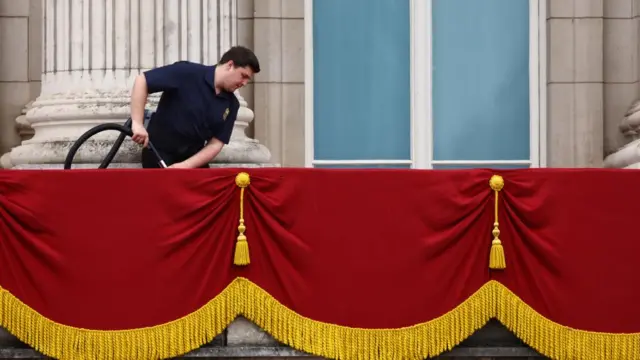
[489,175,506,270]
[2,280,640,360]
[234,172,251,266]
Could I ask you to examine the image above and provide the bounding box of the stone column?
[5,0,270,169]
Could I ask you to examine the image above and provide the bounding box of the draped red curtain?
[0,168,639,360]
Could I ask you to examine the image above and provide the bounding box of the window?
[304,0,547,169]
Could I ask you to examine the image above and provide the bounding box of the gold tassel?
[489,175,506,270]
[234,172,251,266]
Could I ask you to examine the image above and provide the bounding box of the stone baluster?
[603,100,640,169]
[6,0,269,169]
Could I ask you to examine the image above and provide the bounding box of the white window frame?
[304,0,547,169]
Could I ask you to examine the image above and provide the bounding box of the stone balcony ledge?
[0,346,540,359]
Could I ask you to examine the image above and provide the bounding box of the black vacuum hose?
[63,117,166,169]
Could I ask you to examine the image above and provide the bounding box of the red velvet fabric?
[0,168,639,333]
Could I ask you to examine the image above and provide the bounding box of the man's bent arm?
[130,74,148,127]
[178,137,225,168]
[130,61,194,127]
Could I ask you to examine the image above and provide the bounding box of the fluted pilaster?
[6,0,269,168]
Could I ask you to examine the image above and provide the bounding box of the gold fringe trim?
[494,284,640,360]
[1,280,640,360]
[0,284,236,360]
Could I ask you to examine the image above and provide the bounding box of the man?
[129,46,260,168]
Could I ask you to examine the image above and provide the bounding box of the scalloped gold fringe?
[1,279,639,360]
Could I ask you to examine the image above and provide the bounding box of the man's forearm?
[180,139,224,168]
[130,74,149,125]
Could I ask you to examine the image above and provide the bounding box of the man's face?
[222,61,253,92]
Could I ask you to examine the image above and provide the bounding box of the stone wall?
[0,0,41,156]
[546,0,604,167]
[243,0,306,167]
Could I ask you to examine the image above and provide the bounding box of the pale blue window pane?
[432,164,530,170]
[314,164,412,169]
[432,0,530,161]
[313,0,411,161]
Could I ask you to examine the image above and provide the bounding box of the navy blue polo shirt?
[143,61,239,155]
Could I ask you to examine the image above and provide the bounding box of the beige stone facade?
[0,0,637,169]
[0,0,41,159]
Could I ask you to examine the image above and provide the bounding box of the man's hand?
[131,121,149,147]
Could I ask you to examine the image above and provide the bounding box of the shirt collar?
[204,65,216,88]
[205,64,234,99]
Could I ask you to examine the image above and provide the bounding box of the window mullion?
[410,0,432,170]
